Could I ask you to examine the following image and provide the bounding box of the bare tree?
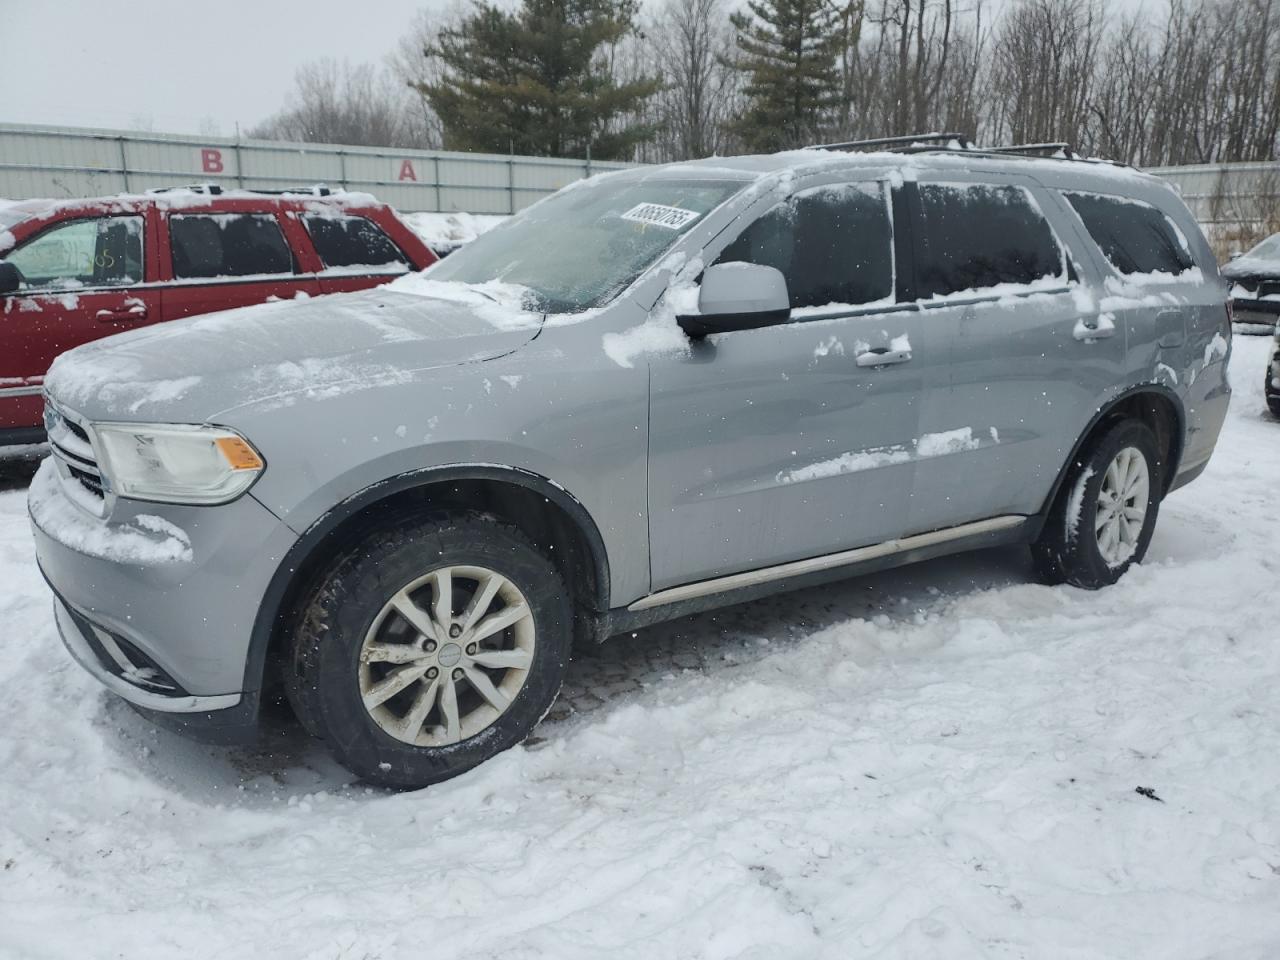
[647,0,741,159]
[251,59,432,149]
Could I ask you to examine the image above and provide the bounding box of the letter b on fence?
[201,148,224,174]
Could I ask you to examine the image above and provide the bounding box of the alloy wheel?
[358,565,535,747]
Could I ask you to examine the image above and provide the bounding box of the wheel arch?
[241,464,612,700]
[1035,383,1186,532]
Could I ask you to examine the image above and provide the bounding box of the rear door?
[158,210,319,320]
[299,212,415,295]
[1,212,159,433]
[647,180,933,589]
[906,176,1125,532]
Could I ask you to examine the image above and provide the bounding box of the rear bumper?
[1231,296,1280,324]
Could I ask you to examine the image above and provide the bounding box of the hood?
[1221,255,1280,282]
[43,282,544,423]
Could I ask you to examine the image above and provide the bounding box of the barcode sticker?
[620,203,701,230]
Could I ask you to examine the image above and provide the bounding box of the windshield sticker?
[620,203,702,230]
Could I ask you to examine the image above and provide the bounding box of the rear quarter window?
[1064,192,1196,277]
[303,214,409,270]
[915,183,1066,299]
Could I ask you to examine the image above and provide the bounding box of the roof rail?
[804,134,1130,168]
[146,183,224,195]
[811,132,972,152]
[984,142,1077,158]
[144,183,336,197]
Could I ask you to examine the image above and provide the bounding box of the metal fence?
[1148,161,1280,251]
[0,123,633,214]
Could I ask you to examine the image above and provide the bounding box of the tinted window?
[169,214,294,279]
[916,184,1064,299]
[1065,192,1196,276]
[716,183,893,310]
[304,215,408,269]
[8,216,143,290]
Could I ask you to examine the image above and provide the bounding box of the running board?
[628,515,1027,612]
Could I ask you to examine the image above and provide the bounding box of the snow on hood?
[43,283,543,422]
[1221,253,1280,280]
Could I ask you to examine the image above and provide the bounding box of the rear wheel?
[284,511,571,789]
[1032,420,1162,589]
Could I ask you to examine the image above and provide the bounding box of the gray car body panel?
[30,149,1230,713]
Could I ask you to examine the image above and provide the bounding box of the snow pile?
[601,256,701,368]
[917,426,981,458]
[0,340,1279,957]
[26,460,192,564]
[403,211,507,255]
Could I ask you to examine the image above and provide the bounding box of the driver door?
[646,181,930,590]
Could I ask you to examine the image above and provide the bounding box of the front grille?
[45,401,106,503]
[1260,281,1280,299]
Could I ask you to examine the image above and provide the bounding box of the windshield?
[1244,234,1280,262]
[426,177,746,313]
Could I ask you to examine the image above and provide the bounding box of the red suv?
[0,186,436,452]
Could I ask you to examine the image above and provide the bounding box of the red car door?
[158,208,319,321]
[0,210,161,437]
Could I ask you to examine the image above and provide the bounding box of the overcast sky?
[1,0,436,135]
[5,0,1149,139]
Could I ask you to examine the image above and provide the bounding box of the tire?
[1269,395,1280,419]
[283,510,571,789]
[1031,419,1162,590]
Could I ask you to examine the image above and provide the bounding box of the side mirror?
[677,262,790,338]
[0,261,20,295]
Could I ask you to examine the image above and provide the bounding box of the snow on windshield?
[425,176,746,314]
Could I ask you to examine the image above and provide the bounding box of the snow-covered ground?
[403,211,507,255]
[1,336,1278,959]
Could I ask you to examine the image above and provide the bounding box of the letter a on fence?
[398,160,417,182]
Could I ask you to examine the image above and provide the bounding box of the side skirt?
[603,515,1028,637]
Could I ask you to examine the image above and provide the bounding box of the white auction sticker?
[620,203,701,230]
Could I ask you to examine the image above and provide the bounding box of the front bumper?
[30,458,299,729]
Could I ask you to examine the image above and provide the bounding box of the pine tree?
[418,0,659,160]
[728,0,843,152]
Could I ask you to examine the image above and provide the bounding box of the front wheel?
[1032,420,1162,589]
[283,511,572,789]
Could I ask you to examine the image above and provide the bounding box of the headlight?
[93,423,264,505]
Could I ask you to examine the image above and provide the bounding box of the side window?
[915,183,1065,299]
[303,215,408,269]
[715,182,893,310]
[8,216,144,290]
[1065,192,1195,276]
[169,214,295,280]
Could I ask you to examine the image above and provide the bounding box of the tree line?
[251,0,1280,167]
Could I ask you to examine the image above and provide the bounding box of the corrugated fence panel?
[0,123,633,213]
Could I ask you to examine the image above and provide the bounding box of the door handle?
[855,347,912,367]
[96,305,148,323]
[1073,313,1116,341]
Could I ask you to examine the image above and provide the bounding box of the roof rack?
[806,133,1128,168]
[812,132,972,152]
[144,183,337,197]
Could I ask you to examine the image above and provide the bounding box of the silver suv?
[30,142,1232,788]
